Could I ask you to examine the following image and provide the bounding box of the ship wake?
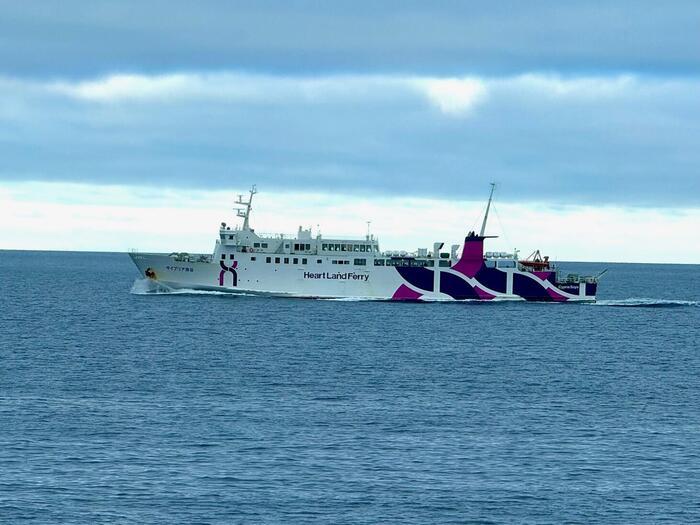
[129,278,234,296]
[592,298,699,308]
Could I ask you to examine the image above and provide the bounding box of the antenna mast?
[235,185,257,230]
[479,182,496,237]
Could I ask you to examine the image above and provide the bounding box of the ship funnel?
[452,232,486,278]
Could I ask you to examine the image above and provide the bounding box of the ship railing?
[556,272,599,284]
[256,232,295,240]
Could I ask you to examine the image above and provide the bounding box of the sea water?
[1,250,699,523]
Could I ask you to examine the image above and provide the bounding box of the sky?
[1,1,699,262]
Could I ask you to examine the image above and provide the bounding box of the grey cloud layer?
[1,1,699,77]
[1,73,697,206]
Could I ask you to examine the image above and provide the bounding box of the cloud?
[2,181,699,263]
[50,72,490,117]
[1,71,699,207]
[414,78,487,116]
[1,1,699,77]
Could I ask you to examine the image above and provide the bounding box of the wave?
[592,298,699,308]
[129,279,238,296]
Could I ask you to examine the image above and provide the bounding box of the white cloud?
[48,71,489,116]
[45,70,639,108]
[505,74,636,98]
[2,181,698,263]
[414,77,487,115]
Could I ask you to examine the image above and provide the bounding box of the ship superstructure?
[129,185,600,301]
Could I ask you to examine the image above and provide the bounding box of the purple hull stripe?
[586,282,597,296]
[475,267,507,293]
[533,271,555,282]
[512,273,553,302]
[392,284,423,300]
[546,287,569,302]
[473,285,496,300]
[396,267,435,292]
[440,272,481,300]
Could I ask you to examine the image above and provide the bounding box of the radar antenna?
[479,182,496,237]
[235,185,257,230]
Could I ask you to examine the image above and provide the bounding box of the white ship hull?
[130,251,429,299]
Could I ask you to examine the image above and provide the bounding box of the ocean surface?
[2,250,699,524]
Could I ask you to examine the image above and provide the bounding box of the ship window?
[293,258,298,264]
[497,260,515,268]
[275,257,280,264]
[266,257,271,263]
[293,243,299,250]
[317,259,322,264]
[251,256,256,261]
[439,260,450,267]
[254,243,260,248]
[229,254,235,259]
[221,254,226,260]
[261,243,268,248]
[302,258,307,264]
[354,258,366,266]
[284,257,289,264]
[322,243,328,250]
[374,259,385,266]
[485,260,496,268]
[305,244,310,250]
[353,244,359,251]
[229,235,233,240]
[426,260,435,267]
[341,245,346,251]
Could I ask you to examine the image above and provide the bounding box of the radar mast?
[479,182,496,237]
[235,185,257,230]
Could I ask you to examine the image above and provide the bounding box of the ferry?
[129,185,601,301]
